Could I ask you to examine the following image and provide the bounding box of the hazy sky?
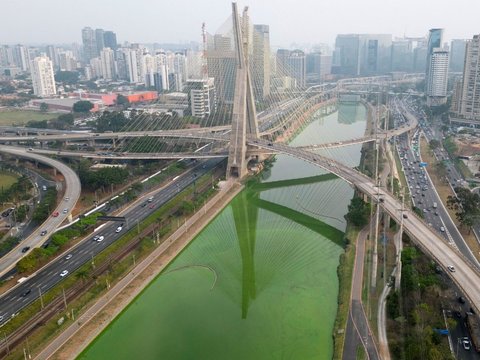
[1,0,479,47]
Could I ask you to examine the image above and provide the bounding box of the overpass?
[0,146,81,277]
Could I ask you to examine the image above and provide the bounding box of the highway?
[0,146,81,278]
[0,158,223,325]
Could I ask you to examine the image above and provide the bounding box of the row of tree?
[76,160,130,191]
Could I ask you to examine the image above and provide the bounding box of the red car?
[52,211,59,217]
[149,204,155,209]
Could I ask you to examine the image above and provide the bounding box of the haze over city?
[1,0,479,45]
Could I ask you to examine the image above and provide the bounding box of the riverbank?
[38,180,244,359]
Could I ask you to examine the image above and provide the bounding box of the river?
[79,103,367,360]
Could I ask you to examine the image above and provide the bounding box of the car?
[52,211,59,217]
[149,204,155,209]
[64,197,70,201]
[60,270,69,277]
[447,265,455,272]
[440,226,445,232]
[21,246,30,253]
[27,148,33,151]
[40,230,47,236]
[454,310,462,318]
[402,213,408,219]
[63,208,68,214]
[463,338,471,350]
[0,315,3,322]
[115,226,123,233]
[141,202,147,207]
[147,196,154,203]
[65,254,73,260]
[93,235,100,241]
[21,289,31,297]
[458,296,466,304]
[96,235,105,242]
[434,211,439,216]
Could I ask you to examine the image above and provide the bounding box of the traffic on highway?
[0,158,223,326]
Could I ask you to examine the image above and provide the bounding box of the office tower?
[276,49,306,87]
[450,39,467,73]
[306,52,332,83]
[89,57,102,78]
[457,35,480,121]
[426,29,449,106]
[154,52,169,91]
[46,45,59,69]
[186,50,202,79]
[82,27,97,63]
[100,47,116,80]
[252,24,271,100]
[207,33,236,103]
[185,78,216,118]
[30,55,56,97]
[95,29,105,55]
[333,34,391,76]
[390,40,413,72]
[103,31,118,51]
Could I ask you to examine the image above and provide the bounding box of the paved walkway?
[35,180,243,360]
[343,225,381,360]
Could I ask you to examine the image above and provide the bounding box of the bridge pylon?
[227,3,260,178]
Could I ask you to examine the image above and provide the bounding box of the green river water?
[79,103,366,360]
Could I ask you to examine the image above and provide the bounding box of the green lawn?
[0,110,58,125]
[0,171,18,190]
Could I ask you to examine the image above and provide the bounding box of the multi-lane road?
[0,158,222,325]
[0,146,81,277]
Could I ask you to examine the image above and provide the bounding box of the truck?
[466,313,480,352]
[433,202,437,209]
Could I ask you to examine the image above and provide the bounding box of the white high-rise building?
[123,49,139,83]
[30,55,56,97]
[100,47,116,80]
[426,29,449,106]
[185,78,216,118]
[58,51,77,71]
[426,49,449,106]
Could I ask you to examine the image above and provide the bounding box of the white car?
[115,226,123,233]
[63,208,68,214]
[64,197,70,201]
[463,338,471,350]
[65,254,73,260]
[60,270,69,277]
[96,235,105,242]
[440,226,445,232]
[447,265,455,272]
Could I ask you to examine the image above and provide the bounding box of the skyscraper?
[103,31,118,51]
[425,29,449,106]
[30,55,56,97]
[276,49,306,87]
[252,24,270,100]
[457,35,480,121]
[95,29,105,55]
[450,39,467,73]
[82,27,97,63]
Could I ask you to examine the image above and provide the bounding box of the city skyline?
[0,0,479,46]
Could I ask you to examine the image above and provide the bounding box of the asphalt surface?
[0,158,223,326]
[0,146,81,278]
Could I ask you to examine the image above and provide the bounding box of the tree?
[39,102,49,112]
[73,100,94,113]
[429,139,440,150]
[447,187,480,229]
[116,94,130,107]
[54,71,79,84]
[345,196,371,227]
